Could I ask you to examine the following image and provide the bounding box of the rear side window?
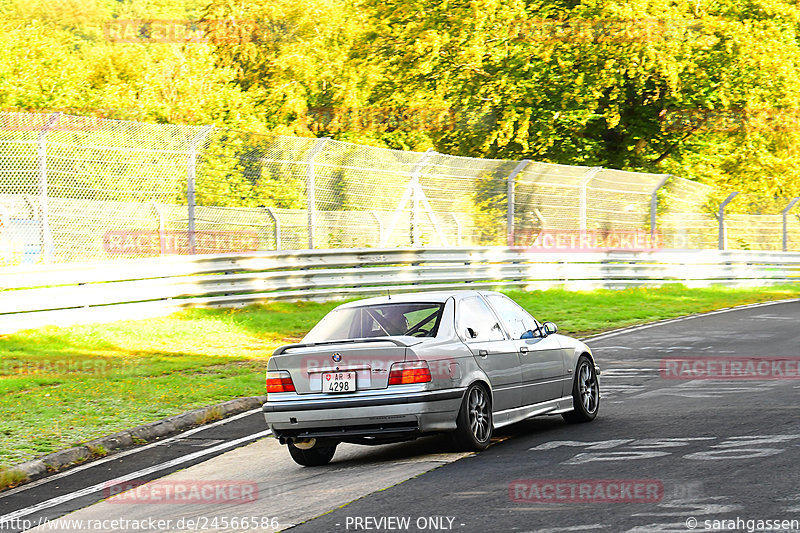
[456,296,506,342]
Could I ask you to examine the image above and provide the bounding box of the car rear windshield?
[303,302,445,343]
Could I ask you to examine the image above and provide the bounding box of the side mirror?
[466,327,478,339]
[543,322,558,335]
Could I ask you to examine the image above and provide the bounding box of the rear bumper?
[263,387,465,440]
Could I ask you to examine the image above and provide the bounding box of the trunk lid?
[271,338,418,393]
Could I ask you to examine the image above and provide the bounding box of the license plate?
[322,371,356,393]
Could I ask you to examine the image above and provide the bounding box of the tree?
[358,0,800,202]
[202,0,373,136]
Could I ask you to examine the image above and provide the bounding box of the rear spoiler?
[273,337,411,356]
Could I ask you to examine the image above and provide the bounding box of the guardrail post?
[187,125,213,254]
[265,207,281,250]
[650,174,670,245]
[782,197,800,251]
[579,167,602,232]
[306,137,330,249]
[506,159,530,247]
[717,191,739,250]
[37,112,61,263]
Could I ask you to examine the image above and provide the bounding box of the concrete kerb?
[3,395,266,489]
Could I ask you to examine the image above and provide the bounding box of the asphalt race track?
[2,300,799,533]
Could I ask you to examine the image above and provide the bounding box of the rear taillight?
[389,361,432,385]
[266,371,296,393]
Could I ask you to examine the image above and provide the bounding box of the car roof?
[333,290,503,309]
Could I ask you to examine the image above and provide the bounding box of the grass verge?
[0,467,27,488]
[1,284,798,469]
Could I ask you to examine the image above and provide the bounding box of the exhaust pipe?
[291,437,317,450]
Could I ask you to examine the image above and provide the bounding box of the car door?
[484,293,566,404]
[456,295,523,412]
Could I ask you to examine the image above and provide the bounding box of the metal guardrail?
[1,247,799,334]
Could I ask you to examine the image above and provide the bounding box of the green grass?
[0,284,798,471]
[0,467,27,488]
[501,284,800,335]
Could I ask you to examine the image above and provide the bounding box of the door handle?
[519,346,528,353]
[478,349,488,357]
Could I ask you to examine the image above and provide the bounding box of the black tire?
[287,442,337,466]
[451,383,492,451]
[562,355,600,424]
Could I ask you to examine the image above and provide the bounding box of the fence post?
[37,112,61,263]
[22,194,39,220]
[149,202,166,255]
[451,212,462,246]
[306,137,330,249]
[506,159,530,247]
[650,174,671,245]
[782,197,800,251]
[409,149,434,246]
[186,125,213,254]
[370,211,383,245]
[265,207,281,250]
[717,191,739,250]
[579,167,602,232]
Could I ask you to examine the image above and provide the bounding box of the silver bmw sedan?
[263,290,600,466]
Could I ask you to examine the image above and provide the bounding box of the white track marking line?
[0,408,263,498]
[0,430,272,524]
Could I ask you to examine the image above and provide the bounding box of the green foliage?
[201,0,373,135]
[2,0,800,203]
[197,130,308,208]
[472,170,512,245]
[0,0,258,128]
[359,0,800,199]
[0,467,27,489]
